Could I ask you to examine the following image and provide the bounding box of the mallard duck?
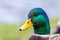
[19,8,50,34]
[19,8,60,40]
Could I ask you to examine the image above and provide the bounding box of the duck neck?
[33,23,50,35]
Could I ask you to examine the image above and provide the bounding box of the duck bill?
[19,19,33,31]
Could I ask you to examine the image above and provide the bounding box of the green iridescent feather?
[28,8,50,35]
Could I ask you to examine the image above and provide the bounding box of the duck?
[19,8,50,34]
[18,8,60,40]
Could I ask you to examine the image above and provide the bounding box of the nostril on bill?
[19,29,22,31]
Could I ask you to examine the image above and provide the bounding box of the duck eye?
[34,13,39,16]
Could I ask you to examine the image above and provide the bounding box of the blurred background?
[0,0,60,40]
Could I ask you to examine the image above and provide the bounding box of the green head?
[19,8,50,35]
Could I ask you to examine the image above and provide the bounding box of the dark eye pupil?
[34,12,40,16]
[34,13,38,16]
[35,14,38,15]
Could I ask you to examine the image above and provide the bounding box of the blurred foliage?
[0,23,33,40]
[50,17,60,34]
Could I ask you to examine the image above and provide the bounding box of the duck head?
[19,8,50,35]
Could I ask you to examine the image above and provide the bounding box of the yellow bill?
[19,19,33,31]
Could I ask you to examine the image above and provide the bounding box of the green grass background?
[0,17,60,40]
